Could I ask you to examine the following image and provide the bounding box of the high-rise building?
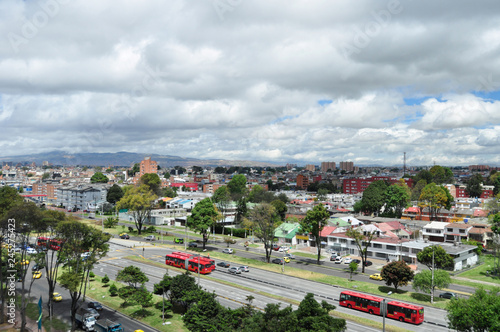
[304,164,316,172]
[139,157,158,177]
[340,161,354,172]
[321,162,336,172]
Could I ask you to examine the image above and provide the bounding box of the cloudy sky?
[2,0,500,167]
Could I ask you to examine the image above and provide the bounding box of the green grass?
[454,255,500,284]
[292,251,326,260]
[86,276,188,332]
[26,302,69,332]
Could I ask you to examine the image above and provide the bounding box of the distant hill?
[0,151,278,168]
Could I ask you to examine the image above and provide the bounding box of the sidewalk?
[452,276,500,287]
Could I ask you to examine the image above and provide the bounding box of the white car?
[278,246,289,252]
[26,247,37,255]
[344,257,352,264]
[335,256,343,264]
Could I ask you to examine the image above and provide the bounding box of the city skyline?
[2,1,500,166]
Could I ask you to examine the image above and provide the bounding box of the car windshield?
[87,317,96,323]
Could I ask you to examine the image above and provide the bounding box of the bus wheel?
[399,317,404,322]
[347,304,352,309]
[369,310,373,315]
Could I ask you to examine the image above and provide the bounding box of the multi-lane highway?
[98,239,452,331]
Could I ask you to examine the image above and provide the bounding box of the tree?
[108,283,118,296]
[346,227,376,273]
[90,171,109,183]
[227,174,247,200]
[295,293,346,332]
[102,274,110,285]
[317,188,328,201]
[271,199,287,221]
[299,204,330,264]
[467,173,484,198]
[248,203,281,263]
[153,272,172,295]
[212,186,231,233]
[57,221,109,331]
[382,184,410,218]
[187,198,218,250]
[116,266,149,288]
[163,186,177,198]
[116,185,157,235]
[413,169,433,184]
[348,262,358,281]
[139,173,162,196]
[0,186,23,218]
[104,216,118,228]
[129,163,140,177]
[418,183,449,221]
[235,197,248,224]
[429,165,454,185]
[360,180,388,215]
[182,290,228,331]
[380,260,414,292]
[169,272,201,313]
[417,245,454,270]
[106,184,124,204]
[130,288,154,317]
[411,179,427,201]
[412,269,451,303]
[446,287,500,332]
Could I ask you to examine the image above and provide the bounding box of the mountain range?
[0,151,278,168]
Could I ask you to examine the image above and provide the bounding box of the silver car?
[228,267,241,274]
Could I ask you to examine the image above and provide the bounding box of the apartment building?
[339,161,354,172]
[304,164,316,172]
[296,174,309,190]
[55,185,107,211]
[321,162,336,172]
[139,157,158,176]
[342,176,413,194]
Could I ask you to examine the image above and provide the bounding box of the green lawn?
[86,276,188,332]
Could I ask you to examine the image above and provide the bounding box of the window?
[386,245,396,251]
[459,229,465,233]
[373,243,382,248]
[447,228,453,232]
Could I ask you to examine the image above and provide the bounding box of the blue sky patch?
[318,99,332,106]
[472,89,500,101]
[269,115,295,125]
[404,95,444,106]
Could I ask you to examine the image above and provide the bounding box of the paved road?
[105,240,450,331]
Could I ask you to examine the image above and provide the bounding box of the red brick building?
[343,176,413,194]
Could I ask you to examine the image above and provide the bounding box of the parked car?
[32,271,42,279]
[188,242,198,248]
[119,233,130,239]
[352,259,361,264]
[174,238,184,244]
[52,292,62,302]
[364,260,373,267]
[369,273,383,281]
[439,292,457,299]
[335,257,343,264]
[344,257,352,264]
[222,248,233,254]
[228,267,241,274]
[84,308,100,319]
[272,244,280,251]
[284,253,295,260]
[330,254,338,261]
[88,301,103,311]
[239,265,250,272]
[26,247,38,255]
[217,261,230,268]
[278,246,289,252]
[144,235,156,241]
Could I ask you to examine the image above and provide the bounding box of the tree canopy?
[360,180,388,215]
[380,260,414,292]
[227,174,247,200]
[248,203,281,263]
[382,183,410,218]
[416,245,454,270]
[467,173,484,198]
[412,269,451,303]
[116,185,157,235]
[345,227,376,273]
[90,171,109,183]
[139,173,162,196]
[299,204,330,264]
[418,183,450,220]
[106,184,124,204]
[446,287,500,332]
[187,198,218,250]
[116,265,149,288]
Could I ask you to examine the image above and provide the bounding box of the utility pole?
[431,245,435,304]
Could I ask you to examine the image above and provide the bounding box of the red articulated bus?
[49,238,65,251]
[37,237,50,247]
[165,251,215,274]
[339,291,424,325]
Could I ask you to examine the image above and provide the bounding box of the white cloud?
[1,0,500,166]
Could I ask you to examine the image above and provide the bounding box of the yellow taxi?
[283,256,291,263]
[52,292,62,302]
[369,273,383,281]
[33,271,42,279]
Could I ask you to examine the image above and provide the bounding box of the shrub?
[128,226,134,233]
[109,283,118,296]
[147,226,156,233]
[102,274,110,285]
[89,272,95,279]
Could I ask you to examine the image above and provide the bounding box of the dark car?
[188,242,198,248]
[217,261,230,268]
[364,260,373,267]
[119,233,130,239]
[32,263,45,271]
[88,301,103,311]
[271,258,284,264]
[272,244,280,251]
[352,259,361,264]
[439,292,457,299]
[174,238,184,244]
